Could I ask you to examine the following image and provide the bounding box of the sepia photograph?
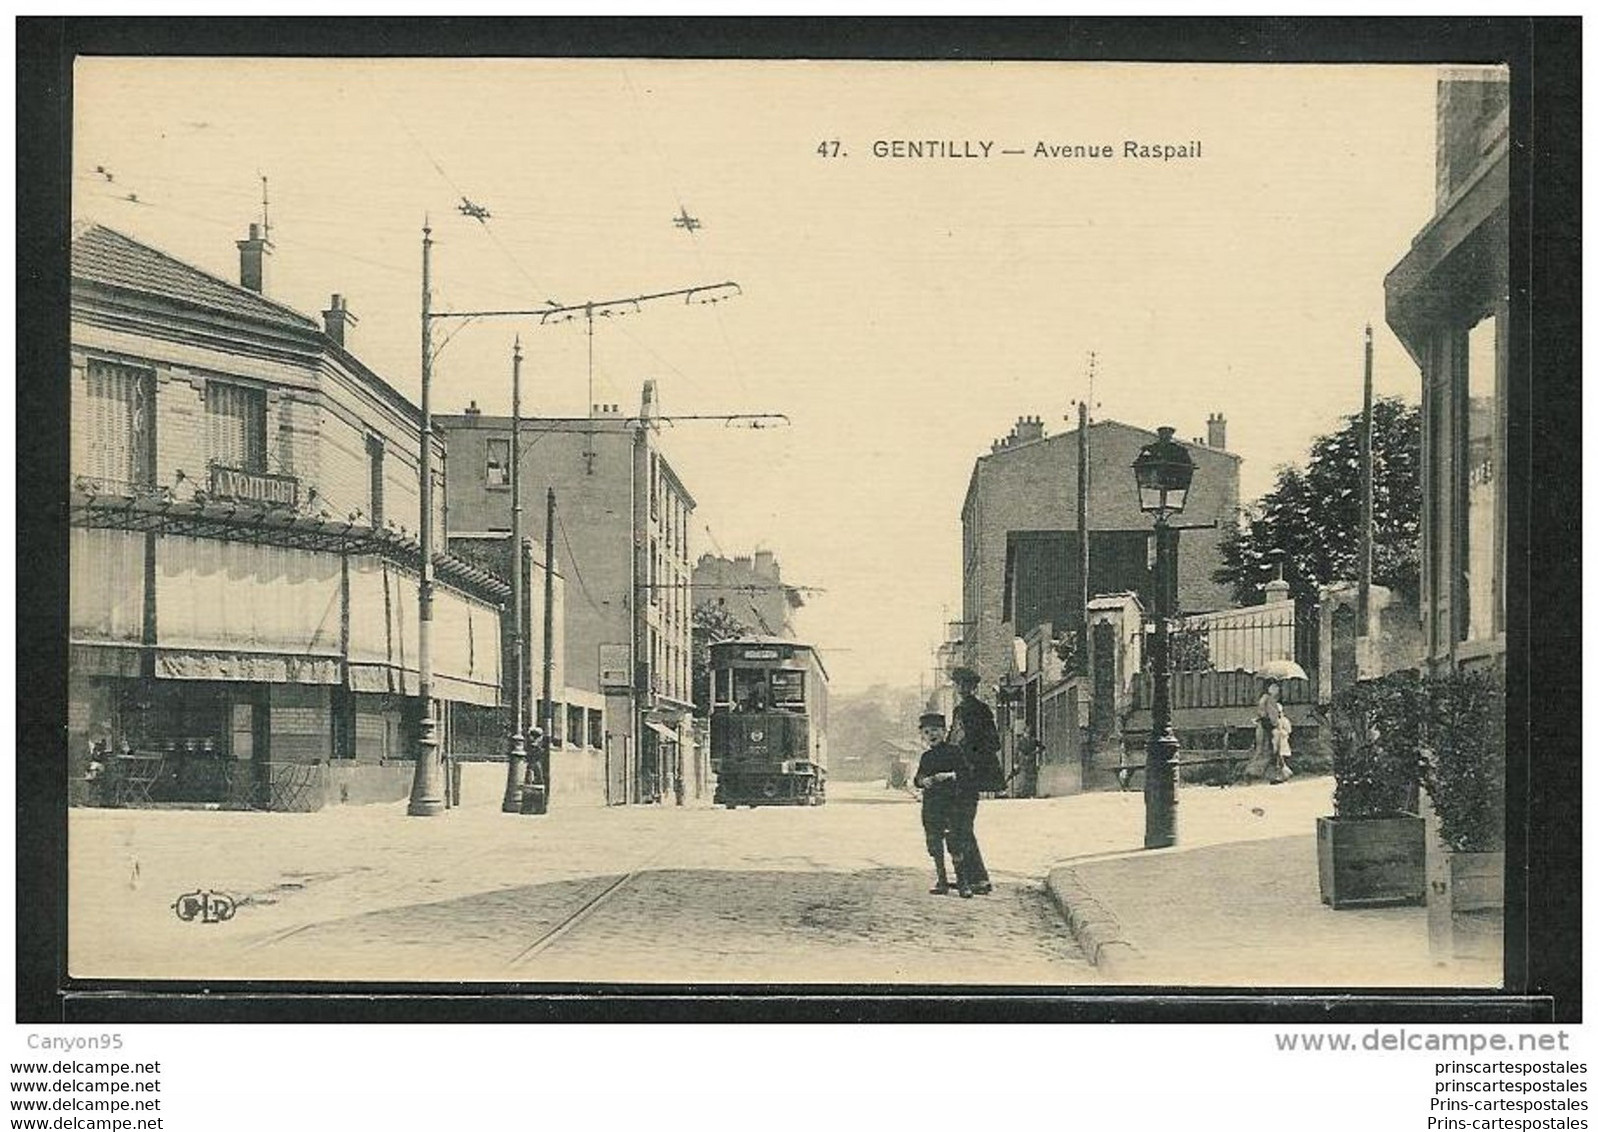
[41,31,1544,1003]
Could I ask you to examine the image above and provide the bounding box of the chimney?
[1207,412,1227,451]
[322,294,357,347]
[1011,414,1045,444]
[754,550,777,577]
[236,223,273,294]
[464,400,481,417]
[640,380,659,421]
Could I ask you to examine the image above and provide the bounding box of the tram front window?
[733,669,768,712]
[770,669,805,709]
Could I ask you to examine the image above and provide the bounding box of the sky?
[73,58,1442,693]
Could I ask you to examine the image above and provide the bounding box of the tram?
[708,637,828,807]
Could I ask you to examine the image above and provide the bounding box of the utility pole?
[1357,323,1374,637]
[411,220,752,816]
[502,339,528,812]
[540,487,557,811]
[407,222,445,817]
[1077,391,1091,672]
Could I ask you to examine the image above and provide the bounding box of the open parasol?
[1255,658,1309,682]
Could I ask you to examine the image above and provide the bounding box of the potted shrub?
[1422,667,1505,950]
[1317,671,1427,908]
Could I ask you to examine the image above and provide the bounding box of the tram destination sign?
[209,464,299,509]
[742,648,781,660]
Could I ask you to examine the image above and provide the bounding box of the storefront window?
[1462,314,1500,642]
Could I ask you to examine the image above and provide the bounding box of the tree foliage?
[1214,397,1421,607]
[691,601,752,716]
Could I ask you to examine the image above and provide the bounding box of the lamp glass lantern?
[1132,426,1196,518]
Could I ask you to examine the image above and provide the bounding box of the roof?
[71,224,428,427]
[979,418,1242,465]
[71,224,320,333]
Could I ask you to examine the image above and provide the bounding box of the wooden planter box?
[1317,814,1426,909]
[1445,850,1504,963]
[1448,850,1505,914]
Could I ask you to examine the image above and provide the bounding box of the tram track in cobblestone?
[240,833,528,956]
[504,840,681,972]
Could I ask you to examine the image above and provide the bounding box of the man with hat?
[947,666,1000,895]
[912,710,974,897]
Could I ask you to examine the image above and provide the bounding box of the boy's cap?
[918,712,947,729]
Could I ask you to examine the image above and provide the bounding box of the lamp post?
[407,222,445,816]
[502,339,529,812]
[1132,426,1196,850]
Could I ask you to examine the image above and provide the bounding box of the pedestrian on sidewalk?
[913,711,971,897]
[948,666,998,895]
[1240,680,1284,784]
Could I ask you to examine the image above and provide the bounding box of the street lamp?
[1132,426,1196,849]
[407,222,445,816]
[502,339,529,813]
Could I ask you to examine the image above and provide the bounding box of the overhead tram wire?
[553,509,604,616]
[376,100,720,411]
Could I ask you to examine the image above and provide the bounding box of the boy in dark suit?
[913,711,974,897]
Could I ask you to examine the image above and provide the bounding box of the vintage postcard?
[60,51,1517,993]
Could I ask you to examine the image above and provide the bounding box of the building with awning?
[70,223,506,810]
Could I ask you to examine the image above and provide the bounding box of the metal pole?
[502,339,528,812]
[1358,322,1374,637]
[1144,514,1178,849]
[540,487,556,809]
[408,222,445,816]
[1077,398,1090,671]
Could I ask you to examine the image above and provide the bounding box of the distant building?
[960,414,1241,693]
[69,224,505,810]
[692,550,805,639]
[1385,67,1507,677]
[439,382,699,806]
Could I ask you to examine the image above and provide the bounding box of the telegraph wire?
[553,508,604,616]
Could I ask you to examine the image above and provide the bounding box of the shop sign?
[209,464,299,508]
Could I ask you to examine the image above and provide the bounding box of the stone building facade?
[1385,67,1508,678]
[439,381,699,806]
[959,414,1241,693]
[692,550,805,639]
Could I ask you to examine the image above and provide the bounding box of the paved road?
[69,780,1096,985]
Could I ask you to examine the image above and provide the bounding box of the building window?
[587,708,604,749]
[366,435,385,526]
[206,380,267,473]
[78,358,153,490]
[485,437,510,489]
[1461,312,1501,643]
[650,539,660,604]
[567,704,585,748]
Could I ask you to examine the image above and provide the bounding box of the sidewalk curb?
[1045,866,1146,981]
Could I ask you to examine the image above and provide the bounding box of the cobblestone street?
[69,779,1097,985]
